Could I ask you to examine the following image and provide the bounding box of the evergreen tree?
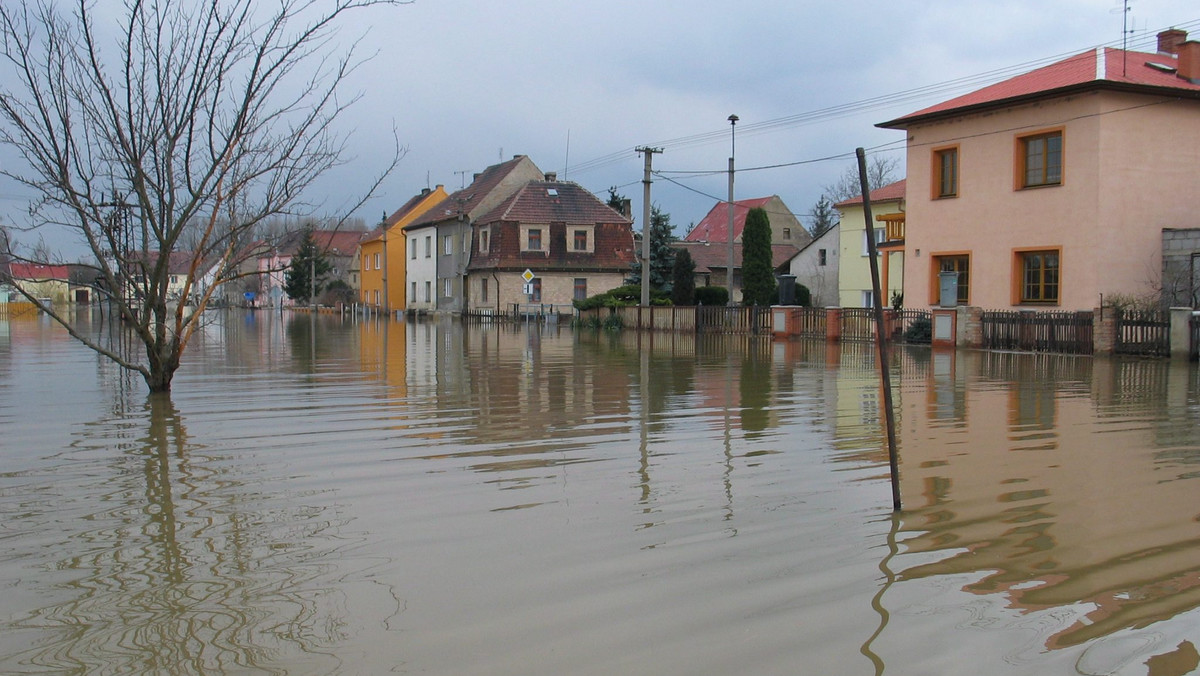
[741,207,775,306]
[626,205,676,292]
[284,228,332,303]
[606,187,628,215]
[671,248,696,305]
[808,195,837,237]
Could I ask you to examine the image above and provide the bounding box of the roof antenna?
[1112,0,1133,75]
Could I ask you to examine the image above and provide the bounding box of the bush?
[574,284,669,310]
[795,284,812,307]
[902,317,932,344]
[694,286,728,306]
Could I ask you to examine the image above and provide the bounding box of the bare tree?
[0,0,405,392]
[823,154,901,204]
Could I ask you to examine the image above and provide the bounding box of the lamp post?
[726,114,738,305]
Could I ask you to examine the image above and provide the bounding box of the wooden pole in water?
[856,147,902,511]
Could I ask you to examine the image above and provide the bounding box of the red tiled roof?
[683,197,774,243]
[7,263,70,280]
[835,179,906,208]
[407,155,541,230]
[278,229,364,257]
[469,180,635,272]
[478,181,630,225]
[673,242,800,272]
[362,188,443,244]
[881,46,1200,128]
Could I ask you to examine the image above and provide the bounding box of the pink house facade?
[881,30,1200,311]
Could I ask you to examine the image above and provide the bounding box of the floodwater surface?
[2,310,1200,675]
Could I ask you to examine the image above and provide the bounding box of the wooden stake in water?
[856,147,902,511]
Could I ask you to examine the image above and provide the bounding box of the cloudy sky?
[3,0,1199,257]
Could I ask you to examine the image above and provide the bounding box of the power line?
[565,18,1200,177]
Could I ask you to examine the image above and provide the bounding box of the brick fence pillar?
[1093,306,1117,355]
[826,307,842,342]
[1171,307,1193,361]
[956,306,984,348]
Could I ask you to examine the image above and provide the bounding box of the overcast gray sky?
[3,0,1199,257]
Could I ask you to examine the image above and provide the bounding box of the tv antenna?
[454,170,470,189]
[1111,0,1135,75]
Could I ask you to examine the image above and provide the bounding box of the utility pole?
[727,114,738,305]
[636,146,663,307]
[856,147,901,512]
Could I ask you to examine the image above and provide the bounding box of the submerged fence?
[980,310,1094,355]
[1115,309,1170,357]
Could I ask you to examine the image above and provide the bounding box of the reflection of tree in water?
[739,341,772,434]
[4,395,360,673]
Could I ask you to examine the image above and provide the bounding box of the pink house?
[880,30,1200,311]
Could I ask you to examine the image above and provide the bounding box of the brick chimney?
[1158,29,1187,55]
[544,172,557,182]
[1178,40,1200,84]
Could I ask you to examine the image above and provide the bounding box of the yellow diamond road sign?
[522,269,535,283]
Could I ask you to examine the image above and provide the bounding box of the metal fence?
[696,306,771,334]
[981,310,1094,355]
[840,308,874,342]
[793,307,827,338]
[1115,309,1170,357]
[891,309,932,344]
[1191,313,1200,361]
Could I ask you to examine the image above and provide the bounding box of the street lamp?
[727,114,738,305]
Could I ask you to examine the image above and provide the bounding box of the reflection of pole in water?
[860,510,901,675]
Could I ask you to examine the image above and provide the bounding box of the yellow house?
[835,179,905,308]
[359,185,446,311]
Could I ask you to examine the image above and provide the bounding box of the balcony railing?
[877,213,905,243]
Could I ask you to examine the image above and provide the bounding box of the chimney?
[621,198,632,220]
[1158,29,1187,55]
[420,187,430,196]
[1178,40,1200,84]
[544,172,557,182]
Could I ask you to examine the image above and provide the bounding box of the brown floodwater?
[2,309,1200,675]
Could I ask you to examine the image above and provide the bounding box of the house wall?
[902,91,1200,310]
[789,226,839,307]
[467,270,625,312]
[761,196,812,248]
[837,201,904,307]
[404,226,438,311]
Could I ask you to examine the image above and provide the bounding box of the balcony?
[876,213,905,245]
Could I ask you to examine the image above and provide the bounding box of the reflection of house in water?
[888,351,1200,650]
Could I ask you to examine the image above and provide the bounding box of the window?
[862,229,884,256]
[933,254,971,305]
[574,278,587,300]
[423,280,431,302]
[410,238,417,259]
[528,228,543,251]
[1017,249,1060,303]
[531,278,542,303]
[443,234,453,256]
[411,282,416,303]
[374,289,380,306]
[480,278,488,302]
[568,225,594,253]
[462,232,468,253]
[443,278,452,298]
[861,290,877,308]
[933,146,958,198]
[480,228,490,253]
[783,227,791,240]
[424,236,431,258]
[818,249,827,266]
[373,252,380,270]
[1018,130,1063,188]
